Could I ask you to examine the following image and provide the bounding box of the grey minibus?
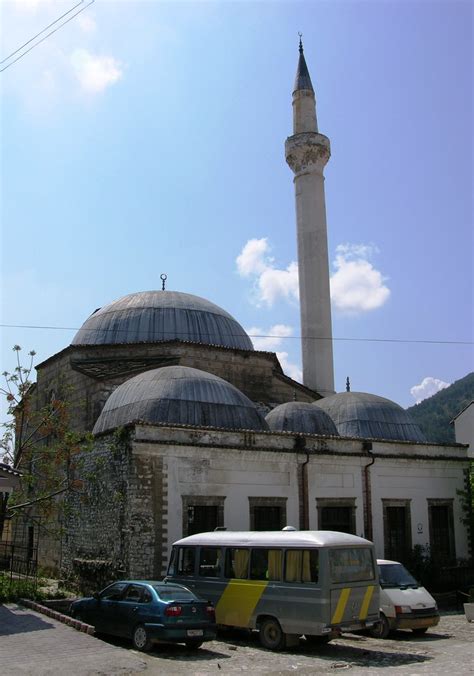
[166,530,379,650]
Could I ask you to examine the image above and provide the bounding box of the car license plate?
[187,629,203,637]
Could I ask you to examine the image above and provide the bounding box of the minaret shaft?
[285,44,335,396]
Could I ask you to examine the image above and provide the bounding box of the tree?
[0,345,90,540]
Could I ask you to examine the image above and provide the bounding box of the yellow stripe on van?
[331,587,351,624]
[359,585,375,621]
[216,579,268,627]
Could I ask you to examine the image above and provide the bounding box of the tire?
[185,639,204,649]
[369,613,391,639]
[305,634,332,645]
[412,627,428,635]
[132,624,153,652]
[259,618,287,651]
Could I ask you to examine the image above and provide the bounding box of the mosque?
[29,43,469,579]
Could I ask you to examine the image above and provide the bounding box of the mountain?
[406,373,474,444]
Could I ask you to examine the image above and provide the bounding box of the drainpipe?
[362,441,375,541]
[295,436,309,530]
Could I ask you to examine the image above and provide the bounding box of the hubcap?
[134,627,147,648]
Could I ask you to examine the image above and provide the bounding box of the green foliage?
[0,573,44,602]
[406,372,474,443]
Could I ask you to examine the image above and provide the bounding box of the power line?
[0,0,95,74]
[0,323,471,346]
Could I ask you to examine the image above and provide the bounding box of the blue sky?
[1,0,472,418]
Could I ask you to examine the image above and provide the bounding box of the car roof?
[173,530,373,548]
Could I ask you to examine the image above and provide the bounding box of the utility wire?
[0,0,85,65]
[0,0,95,74]
[0,323,471,346]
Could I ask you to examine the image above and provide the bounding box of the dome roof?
[266,402,339,436]
[72,290,253,351]
[93,365,269,434]
[314,392,426,442]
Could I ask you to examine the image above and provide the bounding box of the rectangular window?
[199,547,222,577]
[170,547,196,576]
[383,500,412,563]
[249,549,283,581]
[329,547,375,583]
[249,497,287,531]
[428,500,455,563]
[285,549,319,583]
[182,496,225,537]
[225,548,249,579]
[316,498,356,534]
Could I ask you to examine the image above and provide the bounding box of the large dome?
[266,402,339,436]
[314,392,426,443]
[93,365,269,434]
[72,290,253,351]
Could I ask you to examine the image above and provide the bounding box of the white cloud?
[276,352,303,383]
[330,243,390,314]
[410,377,450,404]
[237,238,389,315]
[245,324,302,383]
[246,324,293,351]
[236,238,299,307]
[77,14,97,34]
[71,49,122,93]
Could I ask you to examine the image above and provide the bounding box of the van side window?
[225,548,249,579]
[199,547,222,577]
[285,549,319,583]
[172,547,196,576]
[249,549,283,580]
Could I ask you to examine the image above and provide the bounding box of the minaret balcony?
[285,132,331,176]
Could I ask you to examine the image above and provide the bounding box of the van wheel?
[369,613,391,639]
[412,627,428,635]
[259,618,286,651]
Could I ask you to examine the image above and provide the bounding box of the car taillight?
[165,605,182,616]
[206,605,215,618]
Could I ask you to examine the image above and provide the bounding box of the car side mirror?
[93,592,100,601]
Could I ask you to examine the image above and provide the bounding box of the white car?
[370,559,440,638]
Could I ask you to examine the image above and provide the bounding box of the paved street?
[0,604,472,675]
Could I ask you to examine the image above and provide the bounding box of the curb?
[19,598,95,635]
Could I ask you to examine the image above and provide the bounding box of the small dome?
[72,290,253,351]
[93,365,269,434]
[314,392,426,442]
[266,402,339,436]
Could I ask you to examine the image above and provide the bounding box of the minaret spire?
[285,39,335,397]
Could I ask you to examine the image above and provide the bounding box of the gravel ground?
[129,612,473,675]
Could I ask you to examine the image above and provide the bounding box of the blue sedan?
[70,580,217,651]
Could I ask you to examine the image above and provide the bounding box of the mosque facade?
[25,44,470,580]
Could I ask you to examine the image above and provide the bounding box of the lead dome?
[314,392,426,442]
[93,365,269,434]
[72,290,253,351]
[266,402,339,436]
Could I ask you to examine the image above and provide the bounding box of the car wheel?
[305,634,332,645]
[412,627,428,635]
[259,618,287,651]
[185,639,203,649]
[369,613,391,639]
[132,624,153,652]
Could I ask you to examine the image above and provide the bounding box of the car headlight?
[395,605,411,614]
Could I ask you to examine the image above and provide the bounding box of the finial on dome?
[160,273,167,291]
[346,377,351,392]
[298,32,303,54]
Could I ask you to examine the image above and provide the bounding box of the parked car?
[370,559,440,638]
[70,580,217,651]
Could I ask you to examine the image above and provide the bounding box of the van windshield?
[378,563,419,589]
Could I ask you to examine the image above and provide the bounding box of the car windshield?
[153,585,197,601]
[378,563,419,588]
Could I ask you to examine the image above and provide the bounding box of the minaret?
[285,38,335,396]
